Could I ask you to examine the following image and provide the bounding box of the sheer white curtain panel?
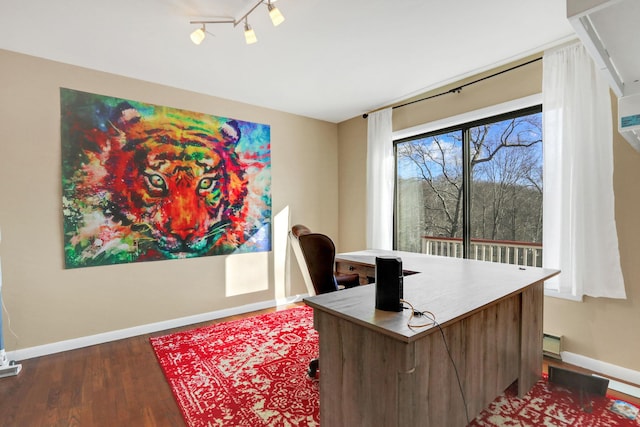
[366,108,394,250]
[542,42,626,299]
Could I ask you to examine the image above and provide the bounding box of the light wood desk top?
[305,250,560,426]
[305,249,560,343]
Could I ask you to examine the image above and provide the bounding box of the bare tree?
[396,113,543,248]
[397,132,463,237]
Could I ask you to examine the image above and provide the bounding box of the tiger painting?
[61,88,271,268]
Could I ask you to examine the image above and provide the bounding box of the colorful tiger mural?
[61,88,271,268]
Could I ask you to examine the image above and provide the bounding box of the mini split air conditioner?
[618,94,640,152]
[567,0,640,153]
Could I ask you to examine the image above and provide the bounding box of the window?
[394,105,543,266]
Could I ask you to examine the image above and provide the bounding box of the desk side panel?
[314,293,521,426]
[315,310,413,426]
[407,294,520,425]
[518,281,544,396]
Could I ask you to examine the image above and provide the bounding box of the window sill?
[544,287,583,302]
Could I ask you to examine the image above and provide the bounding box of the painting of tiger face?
[61,88,271,268]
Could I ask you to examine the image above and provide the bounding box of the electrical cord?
[401,299,436,329]
[1,293,19,344]
[400,299,470,425]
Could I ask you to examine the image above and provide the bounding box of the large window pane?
[469,113,543,266]
[395,130,463,254]
[395,107,543,266]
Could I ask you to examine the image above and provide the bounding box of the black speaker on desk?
[375,256,403,312]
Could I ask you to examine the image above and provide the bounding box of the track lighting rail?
[189,0,285,45]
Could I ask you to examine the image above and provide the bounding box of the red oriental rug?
[151,305,639,427]
[150,306,319,427]
[471,375,640,427]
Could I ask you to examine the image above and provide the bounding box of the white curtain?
[366,108,394,250]
[542,42,626,299]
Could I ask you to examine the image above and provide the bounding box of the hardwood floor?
[0,303,637,426]
[0,305,298,427]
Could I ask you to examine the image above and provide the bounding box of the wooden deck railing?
[421,236,543,267]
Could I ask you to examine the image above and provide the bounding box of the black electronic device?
[548,366,609,396]
[375,256,403,312]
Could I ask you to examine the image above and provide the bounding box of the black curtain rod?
[362,56,542,119]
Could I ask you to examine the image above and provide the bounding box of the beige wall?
[0,49,338,350]
[337,57,640,374]
[337,118,367,252]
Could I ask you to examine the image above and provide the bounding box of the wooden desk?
[304,250,559,427]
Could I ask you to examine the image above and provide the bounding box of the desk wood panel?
[314,293,522,426]
[306,250,559,427]
[315,310,409,426]
[519,281,544,396]
[335,260,375,285]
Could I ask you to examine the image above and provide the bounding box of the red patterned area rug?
[152,305,640,427]
[150,306,319,427]
[471,375,640,426]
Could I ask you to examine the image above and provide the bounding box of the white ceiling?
[0,0,576,123]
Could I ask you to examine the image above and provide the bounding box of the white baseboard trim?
[561,351,640,396]
[7,294,308,363]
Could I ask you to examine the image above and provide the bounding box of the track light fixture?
[190,25,206,45]
[190,0,285,45]
[267,1,285,26]
[244,19,258,45]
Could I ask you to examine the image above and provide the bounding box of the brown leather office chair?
[289,224,359,377]
[289,224,360,295]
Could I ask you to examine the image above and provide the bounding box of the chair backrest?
[289,224,339,296]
